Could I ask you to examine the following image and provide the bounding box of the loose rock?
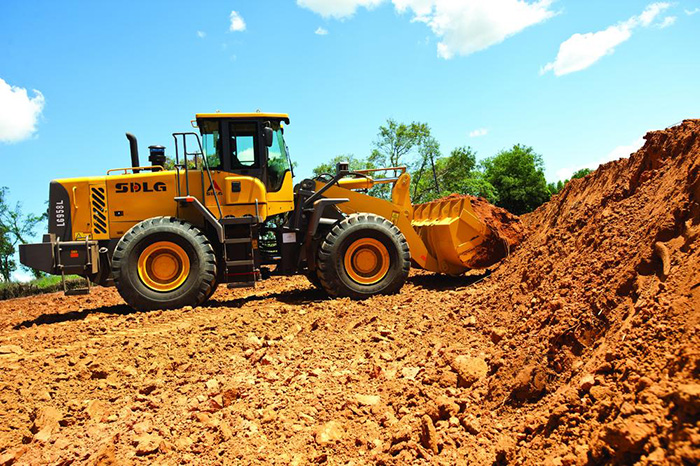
[450,355,488,388]
[315,421,344,445]
[420,415,438,454]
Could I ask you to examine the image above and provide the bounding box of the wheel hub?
[138,241,190,292]
[344,238,390,285]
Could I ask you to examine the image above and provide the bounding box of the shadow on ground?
[408,270,490,291]
[208,286,329,309]
[10,286,328,330]
[13,304,136,330]
[11,274,487,330]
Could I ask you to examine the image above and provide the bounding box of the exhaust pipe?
[125,132,140,173]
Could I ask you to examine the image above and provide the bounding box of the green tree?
[0,233,16,283]
[547,179,566,196]
[481,144,550,215]
[368,119,430,168]
[572,168,592,179]
[439,146,477,189]
[368,119,431,199]
[411,136,441,201]
[411,146,497,204]
[0,187,46,281]
[548,167,593,196]
[438,146,497,202]
[164,156,198,171]
[312,155,374,178]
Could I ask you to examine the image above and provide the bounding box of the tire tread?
[316,213,410,299]
[112,216,217,310]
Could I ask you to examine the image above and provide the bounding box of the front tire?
[204,276,220,302]
[316,214,410,299]
[112,217,217,310]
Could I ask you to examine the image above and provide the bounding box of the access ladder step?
[220,217,257,225]
[224,238,252,244]
[227,281,256,289]
[65,288,90,296]
[226,260,255,267]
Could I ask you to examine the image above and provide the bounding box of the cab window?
[229,123,258,168]
[200,120,222,169]
[267,127,291,191]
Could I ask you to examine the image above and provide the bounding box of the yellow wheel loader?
[20,113,509,310]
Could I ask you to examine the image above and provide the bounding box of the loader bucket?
[411,195,523,274]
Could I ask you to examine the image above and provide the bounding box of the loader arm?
[315,173,442,273]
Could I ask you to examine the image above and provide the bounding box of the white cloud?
[469,128,488,137]
[685,8,700,15]
[315,26,329,35]
[555,136,645,181]
[197,30,206,38]
[12,269,34,283]
[297,0,384,19]
[658,16,676,28]
[637,2,671,26]
[298,1,555,57]
[394,0,557,59]
[542,2,671,76]
[229,10,246,32]
[600,136,645,163]
[0,78,45,144]
[540,25,632,76]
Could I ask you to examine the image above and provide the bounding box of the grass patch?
[0,275,85,300]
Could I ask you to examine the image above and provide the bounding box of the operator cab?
[196,113,293,192]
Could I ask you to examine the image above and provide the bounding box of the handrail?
[107,166,164,175]
[354,166,407,175]
[172,132,223,220]
[365,176,400,185]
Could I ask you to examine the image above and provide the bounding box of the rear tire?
[112,217,217,310]
[317,213,410,299]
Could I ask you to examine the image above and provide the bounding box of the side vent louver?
[90,186,109,238]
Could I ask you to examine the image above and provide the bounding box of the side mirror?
[263,127,274,147]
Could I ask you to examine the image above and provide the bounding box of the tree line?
[312,119,591,215]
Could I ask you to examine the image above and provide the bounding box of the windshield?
[229,122,258,168]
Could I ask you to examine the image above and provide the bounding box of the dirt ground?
[0,120,698,465]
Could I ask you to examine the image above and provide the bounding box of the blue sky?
[1,0,699,240]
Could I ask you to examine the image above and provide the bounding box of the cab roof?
[195,112,290,124]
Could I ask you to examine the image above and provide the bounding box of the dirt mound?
[0,121,698,465]
[477,119,700,464]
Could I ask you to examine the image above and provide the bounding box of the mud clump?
[509,365,548,403]
[450,355,488,388]
[0,120,698,464]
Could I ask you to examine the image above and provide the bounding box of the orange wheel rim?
[137,241,190,292]
[344,238,390,285]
